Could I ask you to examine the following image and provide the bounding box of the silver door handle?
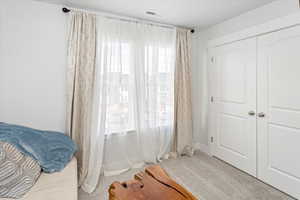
[258,112,266,118]
[248,111,256,116]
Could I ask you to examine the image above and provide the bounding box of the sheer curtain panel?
[81,16,176,193]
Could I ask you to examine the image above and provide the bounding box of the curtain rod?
[62,7,195,33]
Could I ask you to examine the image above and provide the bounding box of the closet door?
[258,26,300,199]
[212,38,257,176]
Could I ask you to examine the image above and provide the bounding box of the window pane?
[144,45,174,127]
[102,42,174,135]
[105,43,134,134]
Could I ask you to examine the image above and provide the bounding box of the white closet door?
[258,26,300,199]
[212,38,257,176]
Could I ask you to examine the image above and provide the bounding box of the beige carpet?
[79,151,295,200]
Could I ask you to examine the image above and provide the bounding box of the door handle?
[258,112,266,118]
[248,111,256,116]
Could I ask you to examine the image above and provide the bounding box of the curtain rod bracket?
[62,7,71,13]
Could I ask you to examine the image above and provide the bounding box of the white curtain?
[82,17,176,193]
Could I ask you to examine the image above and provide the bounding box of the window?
[104,43,134,134]
[144,45,174,128]
[101,41,174,135]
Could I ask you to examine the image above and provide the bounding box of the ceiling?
[37,0,277,28]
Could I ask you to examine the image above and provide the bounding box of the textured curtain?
[66,11,97,186]
[173,28,193,155]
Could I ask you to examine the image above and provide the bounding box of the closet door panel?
[258,25,300,199]
[213,38,257,176]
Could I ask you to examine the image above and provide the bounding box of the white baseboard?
[194,143,210,155]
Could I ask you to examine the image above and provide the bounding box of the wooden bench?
[109,165,198,200]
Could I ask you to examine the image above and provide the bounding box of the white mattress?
[0,157,78,200]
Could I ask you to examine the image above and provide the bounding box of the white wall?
[191,0,300,150]
[191,34,209,151]
[0,0,67,131]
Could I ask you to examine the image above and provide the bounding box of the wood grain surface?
[108,165,198,200]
